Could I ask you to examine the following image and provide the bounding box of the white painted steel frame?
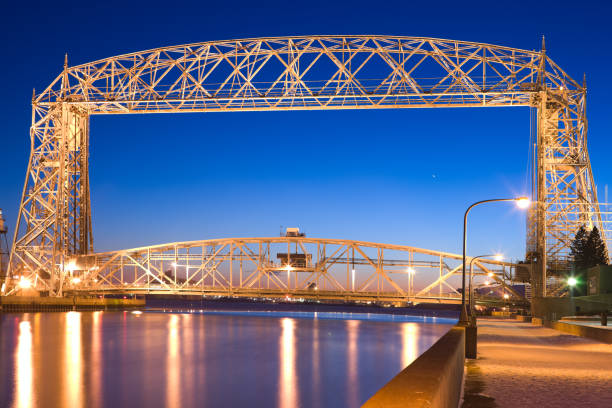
[62,237,519,304]
[6,36,605,297]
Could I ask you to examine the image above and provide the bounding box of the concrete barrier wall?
[532,297,609,321]
[362,325,465,408]
[532,318,612,344]
[491,311,512,317]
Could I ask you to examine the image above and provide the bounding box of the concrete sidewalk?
[462,318,612,408]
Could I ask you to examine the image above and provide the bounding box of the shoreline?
[1,294,461,318]
[145,295,461,318]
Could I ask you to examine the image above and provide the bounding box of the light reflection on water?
[1,310,453,408]
[91,311,102,408]
[279,318,297,408]
[16,320,32,408]
[346,319,360,408]
[402,322,419,368]
[65,312,82,408]
[166,314,180,408]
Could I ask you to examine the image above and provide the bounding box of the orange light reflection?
[401,323,419,368]
[346,320,360,407]
[91,312,102,408]
[15,320,33,408]
[166,315,180,408]
[64,312,82,408]
[312,318,320,401]
[279,318,298,408]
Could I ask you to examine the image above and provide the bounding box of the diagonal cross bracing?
[10,236,516,304]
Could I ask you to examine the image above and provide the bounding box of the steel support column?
[533,86,605,297]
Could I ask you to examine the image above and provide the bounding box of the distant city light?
[503,293,510,299]
[71,277,81,285]
[65,260,77,272]
[487,272,494,277]
[17,277,32,289]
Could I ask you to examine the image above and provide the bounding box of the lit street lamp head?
[515,197,531,209]
[568,277,577,287]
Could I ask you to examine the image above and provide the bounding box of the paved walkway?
[462,318,612,408]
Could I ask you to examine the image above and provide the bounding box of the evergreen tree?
[570,225,608,270]
[585,226,608,267]
[570,225,588,269]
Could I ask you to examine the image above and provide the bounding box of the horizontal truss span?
[47,237,520,304]
[35,36,581,112]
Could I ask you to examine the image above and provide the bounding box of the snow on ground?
[462,318,612,408]
[559,320,612,330]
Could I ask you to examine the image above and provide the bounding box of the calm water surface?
[0,310,454,407]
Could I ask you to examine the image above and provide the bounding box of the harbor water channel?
[1,309,455,407]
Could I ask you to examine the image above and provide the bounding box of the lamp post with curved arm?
[459,197,530,324]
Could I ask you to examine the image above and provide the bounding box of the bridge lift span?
[46,237,519,304]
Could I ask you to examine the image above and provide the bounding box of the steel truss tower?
[6,36,606,296]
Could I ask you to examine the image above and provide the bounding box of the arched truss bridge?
[5,35,608,297]
[23,237,521,304]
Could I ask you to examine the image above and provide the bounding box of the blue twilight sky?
[0,0,611,262]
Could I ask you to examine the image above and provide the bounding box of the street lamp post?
[460,197,530,324]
